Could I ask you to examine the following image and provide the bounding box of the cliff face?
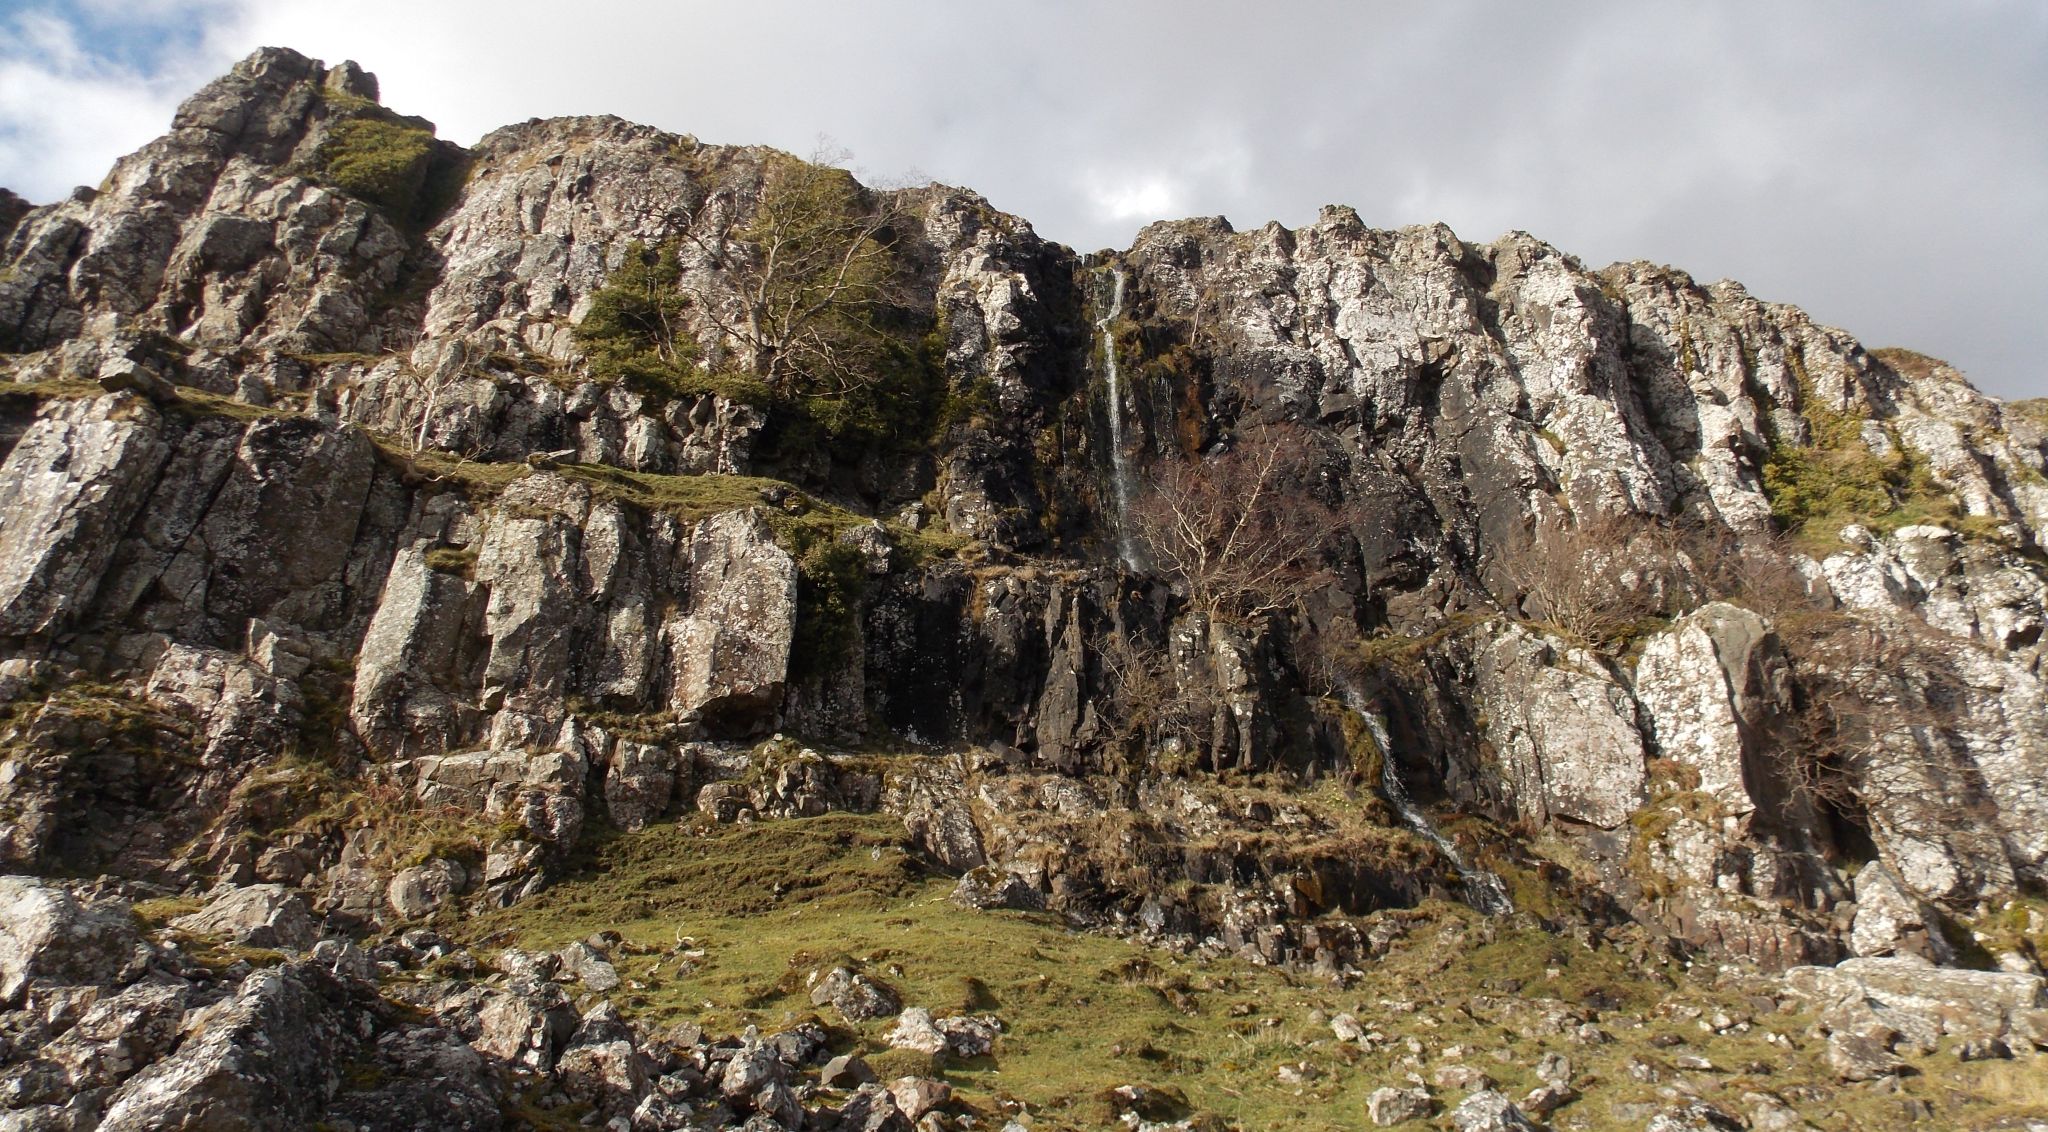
[1,45,2044,1000]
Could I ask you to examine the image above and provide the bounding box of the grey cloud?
[1,0,2041,396]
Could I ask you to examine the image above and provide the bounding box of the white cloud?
[1086,173,1186,226]
[0,5,238,201]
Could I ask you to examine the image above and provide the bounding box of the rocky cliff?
[1,49,2044,1132]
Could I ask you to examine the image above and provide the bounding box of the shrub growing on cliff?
[318,117,435,215]
[575,156,943,456]
[574,241,773,402]
[1498,514,1689,649]
[310,93,467,228]
[684,153,905,396]
[679,151,947,457]
[1127,423,1339,624]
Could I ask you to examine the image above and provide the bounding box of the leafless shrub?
[1497,513,1693,647]
[1682,524,1820,622]
[1126,423,1340,625]
[1098,627,1213,756]
[1682,524,1977,828]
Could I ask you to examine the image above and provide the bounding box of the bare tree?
[1126,423,1339,624]
[1498,513,1691,647]
[681,149,909,397]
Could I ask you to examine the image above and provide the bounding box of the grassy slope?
[446,813,2048,1132]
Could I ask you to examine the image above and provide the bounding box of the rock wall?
[1,48,2045,980]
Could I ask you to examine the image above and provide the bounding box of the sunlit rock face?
[1,46,2044,992]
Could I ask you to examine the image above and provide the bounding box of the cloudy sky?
[3,1,2043,398]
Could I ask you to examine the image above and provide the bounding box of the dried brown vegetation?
[1127,423,1339,625]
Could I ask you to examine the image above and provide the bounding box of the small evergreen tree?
[575,241,701,392]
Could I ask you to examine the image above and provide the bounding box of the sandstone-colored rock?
[888,1076,951,1121]
[1432,1063,1497,1092]
[821,1053,878,1089]
[1522,1082,1574,1118]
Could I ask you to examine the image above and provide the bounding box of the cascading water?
[1095,269,1141,571]
[1344,689,1513,916]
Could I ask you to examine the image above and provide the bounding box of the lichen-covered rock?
[0,396,169,638]
[1368,1084,1433,1125]
[668,509,796,734]
[951,866,1043,911]
[602,741,678,831]
[889,756,986,873]
[1847,862,1955,964]
[556,1002,652,1119]
[96,964,352,1131]
[386,858,468,920]
[1474,623,1645,830]
[1447,1089,1540,1132]
[1635,603,1788,815]
[170,883,319,950]
[0,877,141,1006]
[1787,956,2046,1051]
[884,1008,1002,1059]
[809,966,901,1023]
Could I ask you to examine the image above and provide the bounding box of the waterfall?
[1343,689,1513,916]
[1095,269,1140,570]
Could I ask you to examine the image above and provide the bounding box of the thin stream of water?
[1346,691,1513,916]
[1095,269,1140,570]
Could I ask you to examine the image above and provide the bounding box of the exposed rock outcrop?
[1,46,2046,1129]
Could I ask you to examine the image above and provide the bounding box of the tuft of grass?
[163,388,288,423]
[364,432,529,498]
[131,895,206,931]
[318,116,435,215]
[1869,346,1954,384]
[422,545,478,577]
[555,463,796,525]
[0,379,105,403]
